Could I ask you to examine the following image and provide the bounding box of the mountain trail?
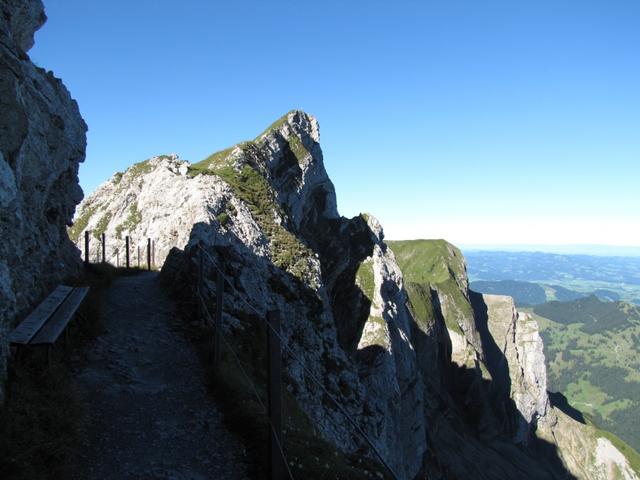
[70,271,248,479]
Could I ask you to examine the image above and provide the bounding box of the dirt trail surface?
[71,272,248,479]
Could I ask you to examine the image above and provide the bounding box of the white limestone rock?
[481,294,550,443]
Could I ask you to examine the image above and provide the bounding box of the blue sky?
[32,0,640,247]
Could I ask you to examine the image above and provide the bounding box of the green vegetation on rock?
[115,202,142,239]
[404,282,435,332]
[198,151,314,281]
[253,110,296,140]
[355,259,375,302]
[390,240,469,335]
[68,204,98,242]
[187,147,235,177]
[128,160,153,177]
[288,134,309,163]
[363,316,389,348]
[388,240,466,285]
[216,212,229,226]
[93,212,112,240]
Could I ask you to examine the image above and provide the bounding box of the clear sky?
[31,0,640,247]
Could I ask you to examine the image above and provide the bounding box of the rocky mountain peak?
[191,110,338,233]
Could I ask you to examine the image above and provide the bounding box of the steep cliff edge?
[391,239,638,480]
[0,0,86,401]
[75,112,637,479]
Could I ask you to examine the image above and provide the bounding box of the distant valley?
[529,299,640,453]
[466,250,640,453]
[464,250,640,305]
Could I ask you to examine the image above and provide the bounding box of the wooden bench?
[9,285,90,364]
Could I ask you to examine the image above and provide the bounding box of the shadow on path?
[71,271,247,479]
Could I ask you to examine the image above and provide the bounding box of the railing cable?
[195,243,400,480]
[217,331,295,480]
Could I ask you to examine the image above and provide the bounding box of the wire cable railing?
[194,242,400,480]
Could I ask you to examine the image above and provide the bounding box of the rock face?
[481,294,550,443]
[0,0,86,401]
[69,153,220,267]
[77,112,638,479]
[392,240,639,480]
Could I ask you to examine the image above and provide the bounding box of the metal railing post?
[125,236,130,269]
[147,238,151,271]
[214,260,224,367]
[101,233,106,263]
[267,309,283,480]
[198,246,204,323]
[84,230,89,265]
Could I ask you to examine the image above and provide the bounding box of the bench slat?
[9,285,74,345]
[30,287,89,345]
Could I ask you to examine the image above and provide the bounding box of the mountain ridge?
[71,111,638,479]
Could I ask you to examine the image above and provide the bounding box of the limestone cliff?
[0,0,86,401]
[75,112,638,479]
[392,240,639,480]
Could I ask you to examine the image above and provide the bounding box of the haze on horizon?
[31,0,640,248]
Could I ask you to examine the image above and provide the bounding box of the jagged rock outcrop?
[77,112,638,479]
[480,294,550,443]
[0,0,86,402]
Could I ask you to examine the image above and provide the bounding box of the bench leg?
[11,345,21,365]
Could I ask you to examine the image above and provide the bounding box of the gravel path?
[71,272,248,479]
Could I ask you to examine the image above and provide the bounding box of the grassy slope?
[388,239,470,335]
[387,239,465,284]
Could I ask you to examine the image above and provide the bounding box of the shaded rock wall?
[0,0,86,401]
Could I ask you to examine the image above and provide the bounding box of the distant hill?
[550,284,587,302]
[470,280,547,305]
[463,250,640,305]
[468,279,624,307]
[534,295,640,334]
[593,289,620,302]
[529,296,640,451]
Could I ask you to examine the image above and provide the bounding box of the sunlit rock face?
[0,0,87,402]
[480,294,550,443]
